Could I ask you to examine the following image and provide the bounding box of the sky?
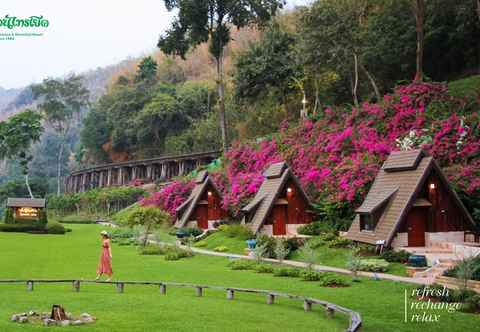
[0,0,313,89]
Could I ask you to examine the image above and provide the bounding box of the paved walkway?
[187,246,429,285]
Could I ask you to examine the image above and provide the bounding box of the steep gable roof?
[242,162,312,234]
[345,149,475,246]
[7,198,46,208]
[174,172,222,228]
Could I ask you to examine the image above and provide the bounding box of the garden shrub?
[300,270,322,281]
[443,256,480,281]
[162,245,194,261]
[253,263,274,273]
[328,237,353,248]
[228,259,256,270]
[110,228,135,240]
[4,208,14,224]
[462,294,480,313]
[46,221,66,234]
[38,209,48,226]
[139,244,163,255]
[213,245,229,252]
[359,259,389,272]
[0,223,45,233]
[318,273,351,287]
[381,249,410,263]
[177,227,203,237]
[273,267,301,278]
[256,234,276,258]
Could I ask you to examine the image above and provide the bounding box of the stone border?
[0,279,361,332]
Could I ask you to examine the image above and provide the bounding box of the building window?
[360,214,375,231]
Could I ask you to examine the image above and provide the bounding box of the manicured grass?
[0,225,478,331]
[195,231,248,254]
[448,75,480,98]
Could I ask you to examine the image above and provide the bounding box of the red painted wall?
[191,183,227,229]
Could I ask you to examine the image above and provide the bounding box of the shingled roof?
[345,149,475,246]
[6,198,46,208]
[174,171,222,228]
[242,162,312,234]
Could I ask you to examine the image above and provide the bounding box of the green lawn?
[0,225,478,331]
[195,231,248,254]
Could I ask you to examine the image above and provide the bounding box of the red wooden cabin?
[345,149,478,248]
[242,162,314,237]
[175,171,227,230]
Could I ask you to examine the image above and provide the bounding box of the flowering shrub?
[148,82,480,221]
[140,179,194,216]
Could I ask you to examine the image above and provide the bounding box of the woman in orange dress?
[96,231,113,281]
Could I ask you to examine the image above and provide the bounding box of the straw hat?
[100,230,109,237]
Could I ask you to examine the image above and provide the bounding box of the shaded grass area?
[0,225,478,331]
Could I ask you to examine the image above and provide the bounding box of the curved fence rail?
[0,279,361,331]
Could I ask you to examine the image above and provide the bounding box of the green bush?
[444,256,480,281]
[273,267,302,278]
[163,245,194,261]
[110,228,135,240]
[228,259,256,270]
[253,263,274,273]
[0,223,45,233]
[381,249,410,263]
[318,273,351,287]
[177,227,203,237]
[46,221,66,234]
[38,209,48,226]
[139,244,163,255]
[256,234,276,258]
[300,270,322,281]
[4,208,14,224]
[359,259,389,272]
[219,224,253,240]
[213,245,229,252]
[462,294,480,313]
[328,237,353,248]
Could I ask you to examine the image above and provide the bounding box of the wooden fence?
[0,279,362,332]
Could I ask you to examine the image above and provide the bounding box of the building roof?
[345,149,475,246]
[174,172,223,228]
[242,162,312,234]
[6,198,46,208]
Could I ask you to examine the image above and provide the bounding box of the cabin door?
[196,206,209,230]
[407,207,427,246]
[272,205,287,236]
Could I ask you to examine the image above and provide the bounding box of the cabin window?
[360,214,376,231]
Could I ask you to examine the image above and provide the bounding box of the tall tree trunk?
[216,51,228,152]
[352,53,360,107]
[25,173,33,199]
[361,64,382,102]
[413,0,425,82]
[57,140,65,196]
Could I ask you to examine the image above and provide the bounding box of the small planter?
[407,255,427,267]
[246,239,256,250]
[175,230,188,239]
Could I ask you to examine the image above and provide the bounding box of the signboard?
[17,207,39,218]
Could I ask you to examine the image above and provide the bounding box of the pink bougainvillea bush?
[145,82,480,221]
[139,179,194,216]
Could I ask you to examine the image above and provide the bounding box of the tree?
[0,110,43,198]
[412,0,425,82]
[135,56,158,85]
[158,0,285,152]
[127,206,170,247]
[32,75,89,195]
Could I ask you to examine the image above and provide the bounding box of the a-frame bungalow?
[242,162,314,237]
[175,171,227,230]
[345,149,478,248]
